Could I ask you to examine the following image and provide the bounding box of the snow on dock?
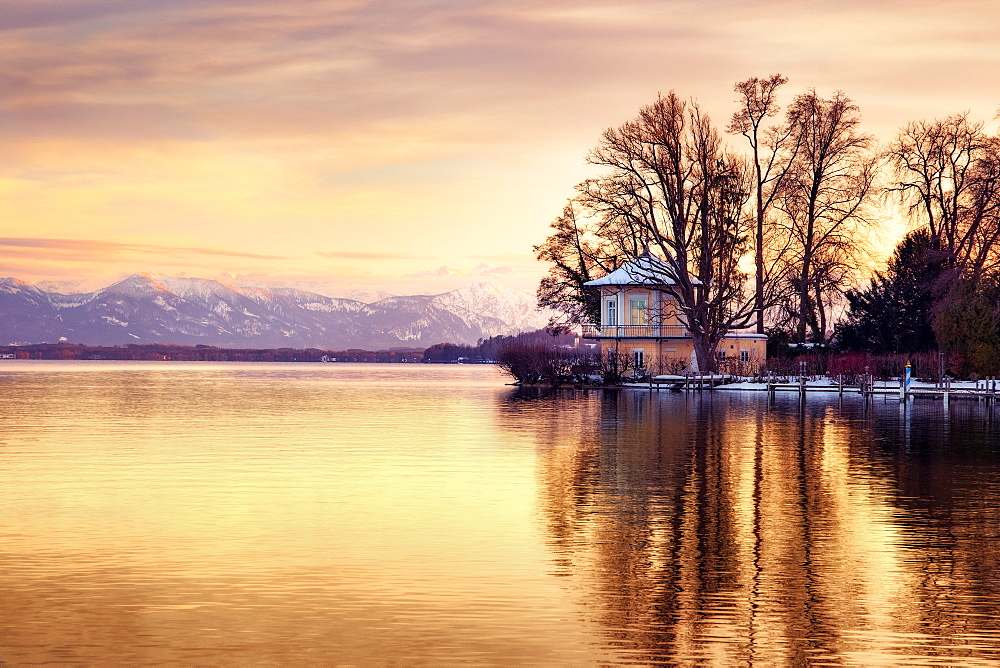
[621,373,1000,404]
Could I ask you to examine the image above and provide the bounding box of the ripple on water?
[1,362,1000,664]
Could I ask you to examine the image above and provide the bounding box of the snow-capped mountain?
[0,274,552,349]
[430,281,546,337]
[0,278,65,342]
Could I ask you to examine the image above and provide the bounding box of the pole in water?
[901,360,912,402]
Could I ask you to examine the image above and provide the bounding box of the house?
[582,254,767,373]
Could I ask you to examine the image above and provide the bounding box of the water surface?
[1,361,998,664]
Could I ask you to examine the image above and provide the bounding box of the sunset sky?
[3,0,999,297]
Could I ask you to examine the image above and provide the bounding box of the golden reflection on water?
[3,362,1000,664]
[502,387,1000,665]
[0,362,607,665]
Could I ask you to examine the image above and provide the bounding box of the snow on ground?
[620,377,998,392]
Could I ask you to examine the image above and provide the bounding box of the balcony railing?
[582,324,690,338]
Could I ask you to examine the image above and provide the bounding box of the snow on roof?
[583,254,702,287]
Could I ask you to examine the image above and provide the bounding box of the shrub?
[497,340,555,384]
[598,349,633,385]
[496,340,594,386]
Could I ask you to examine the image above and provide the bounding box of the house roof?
[583,254,702,287]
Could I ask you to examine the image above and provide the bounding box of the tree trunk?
[814,277,827,342]
[797,265,811,343]
[756,190,766,334]
[691,331,717,374]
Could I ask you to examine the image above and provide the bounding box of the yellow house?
[582,255,767,373]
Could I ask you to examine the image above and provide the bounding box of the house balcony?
[581,324,690,339]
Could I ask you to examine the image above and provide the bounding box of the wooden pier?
[647,373,731,391]
[640,372,1000,406]
[764,375,1000,405]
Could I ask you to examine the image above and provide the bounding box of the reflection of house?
[582,254,767,372]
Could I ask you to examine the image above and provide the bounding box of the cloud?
[7,0,995,161]
[0,237,283,260]
[471,263,514,275]
[469,252,536,262]
[404,262,515,278]
[3,0,1000,294]
[405,265,467,278]
[318,250,420,260]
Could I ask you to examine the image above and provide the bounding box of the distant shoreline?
[0,342,427,363]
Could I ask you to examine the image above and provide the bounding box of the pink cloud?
[0,237,283,260]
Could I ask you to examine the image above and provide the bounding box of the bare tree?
[728,74,801,333]
[887,114,1000,279]
[965,136,1000,278]
[775,90,878,343]
[578,92,754,372]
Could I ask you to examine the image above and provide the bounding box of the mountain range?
[0,274,551,349]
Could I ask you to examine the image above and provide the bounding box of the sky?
[3,0,1000,298]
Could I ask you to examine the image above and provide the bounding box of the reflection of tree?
[868,401,1000,642]
[496,389,1000,664]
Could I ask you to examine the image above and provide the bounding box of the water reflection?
[499,388,1000,665]
[0,363,607,665]
[3,363,999,664]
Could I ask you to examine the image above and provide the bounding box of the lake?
[1,361,999,664]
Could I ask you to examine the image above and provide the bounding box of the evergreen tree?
[835,229,954,353]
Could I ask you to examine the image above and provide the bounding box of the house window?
[630,298,648,326]
[739,349,750,363]
[606,299,617,326]
[633,349,645,369]
[717,349,727,361]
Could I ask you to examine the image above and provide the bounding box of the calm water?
[1,362,999,665]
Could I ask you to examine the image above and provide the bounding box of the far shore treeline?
[0,343,425,363]
[532,74,1000,378]
[0,331,576,364]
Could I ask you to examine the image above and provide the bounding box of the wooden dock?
[640,373,1000,406]
[647,374,731,390]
